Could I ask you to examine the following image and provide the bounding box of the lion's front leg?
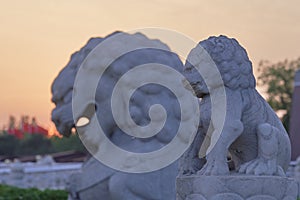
[198,119,244,175]
[198,145,230,175]
[180,129,205,175]
[238,123,285,176]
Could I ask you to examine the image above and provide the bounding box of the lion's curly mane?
[200,35,256,90]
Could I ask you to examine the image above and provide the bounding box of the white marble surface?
[51,32,183,199]
[177,174,298,200]
[0,158,82,190]
[180,35,291,176]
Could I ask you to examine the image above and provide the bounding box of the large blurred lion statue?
[51,32,183,199]
[180,35,291,176]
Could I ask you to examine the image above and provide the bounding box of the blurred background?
[0,1,300,198]
[1,0,300,132]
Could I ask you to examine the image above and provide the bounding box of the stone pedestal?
[176,174,299,200]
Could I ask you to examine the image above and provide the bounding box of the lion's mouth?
[182,79,209,98]
[197,92,209,98]
[190,83,209,98]
[52,109,75,137]
[54,120,75,137]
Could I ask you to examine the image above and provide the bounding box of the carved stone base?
[176,174,299,200]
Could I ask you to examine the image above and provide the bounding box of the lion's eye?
[184,62,195,72]
[234,149,242,154]
[186,66,193,71]
[192,81,203,88]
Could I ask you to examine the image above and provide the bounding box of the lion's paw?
[197,159,229,176]
[238,158,285,176]
[181,167,198,176]
[180,158,202,175]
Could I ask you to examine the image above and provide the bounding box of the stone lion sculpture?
[51,32,183,199]
[180,35,291,176]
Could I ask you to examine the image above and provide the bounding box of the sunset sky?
[0,0,300,131]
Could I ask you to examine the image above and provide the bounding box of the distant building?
[290,70,300,160]
[7,116,48,139]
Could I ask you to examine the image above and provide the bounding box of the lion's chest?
[199,96,212,133]
[241,96,267,135]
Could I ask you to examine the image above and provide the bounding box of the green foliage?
[16,134,54,156]
[0,133,86,156]
[0,134,18,156]
[0,133,55,156]
[0,185,67,200]
[257,58,300,131]
[50,134,86,153]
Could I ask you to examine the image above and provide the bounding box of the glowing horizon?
[1,0,300,133]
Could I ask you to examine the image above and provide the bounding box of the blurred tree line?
[1,57,298,157]
[0,131,86,156]
[257,57,300,132]
[0,115,87,156]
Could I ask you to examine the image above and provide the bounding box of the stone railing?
[288,157,300,180]
[0,156,82,190]
[1,155,300,197]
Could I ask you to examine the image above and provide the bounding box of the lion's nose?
[52,117,60,128]
[51,108,61,125]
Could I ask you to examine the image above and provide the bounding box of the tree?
[0,134,19,156]
[16,133,54,156]
[8,115,16,129]
[257,57,300,131]
[50,133,87,153]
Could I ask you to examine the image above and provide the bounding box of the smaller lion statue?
[180,35,291,176]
